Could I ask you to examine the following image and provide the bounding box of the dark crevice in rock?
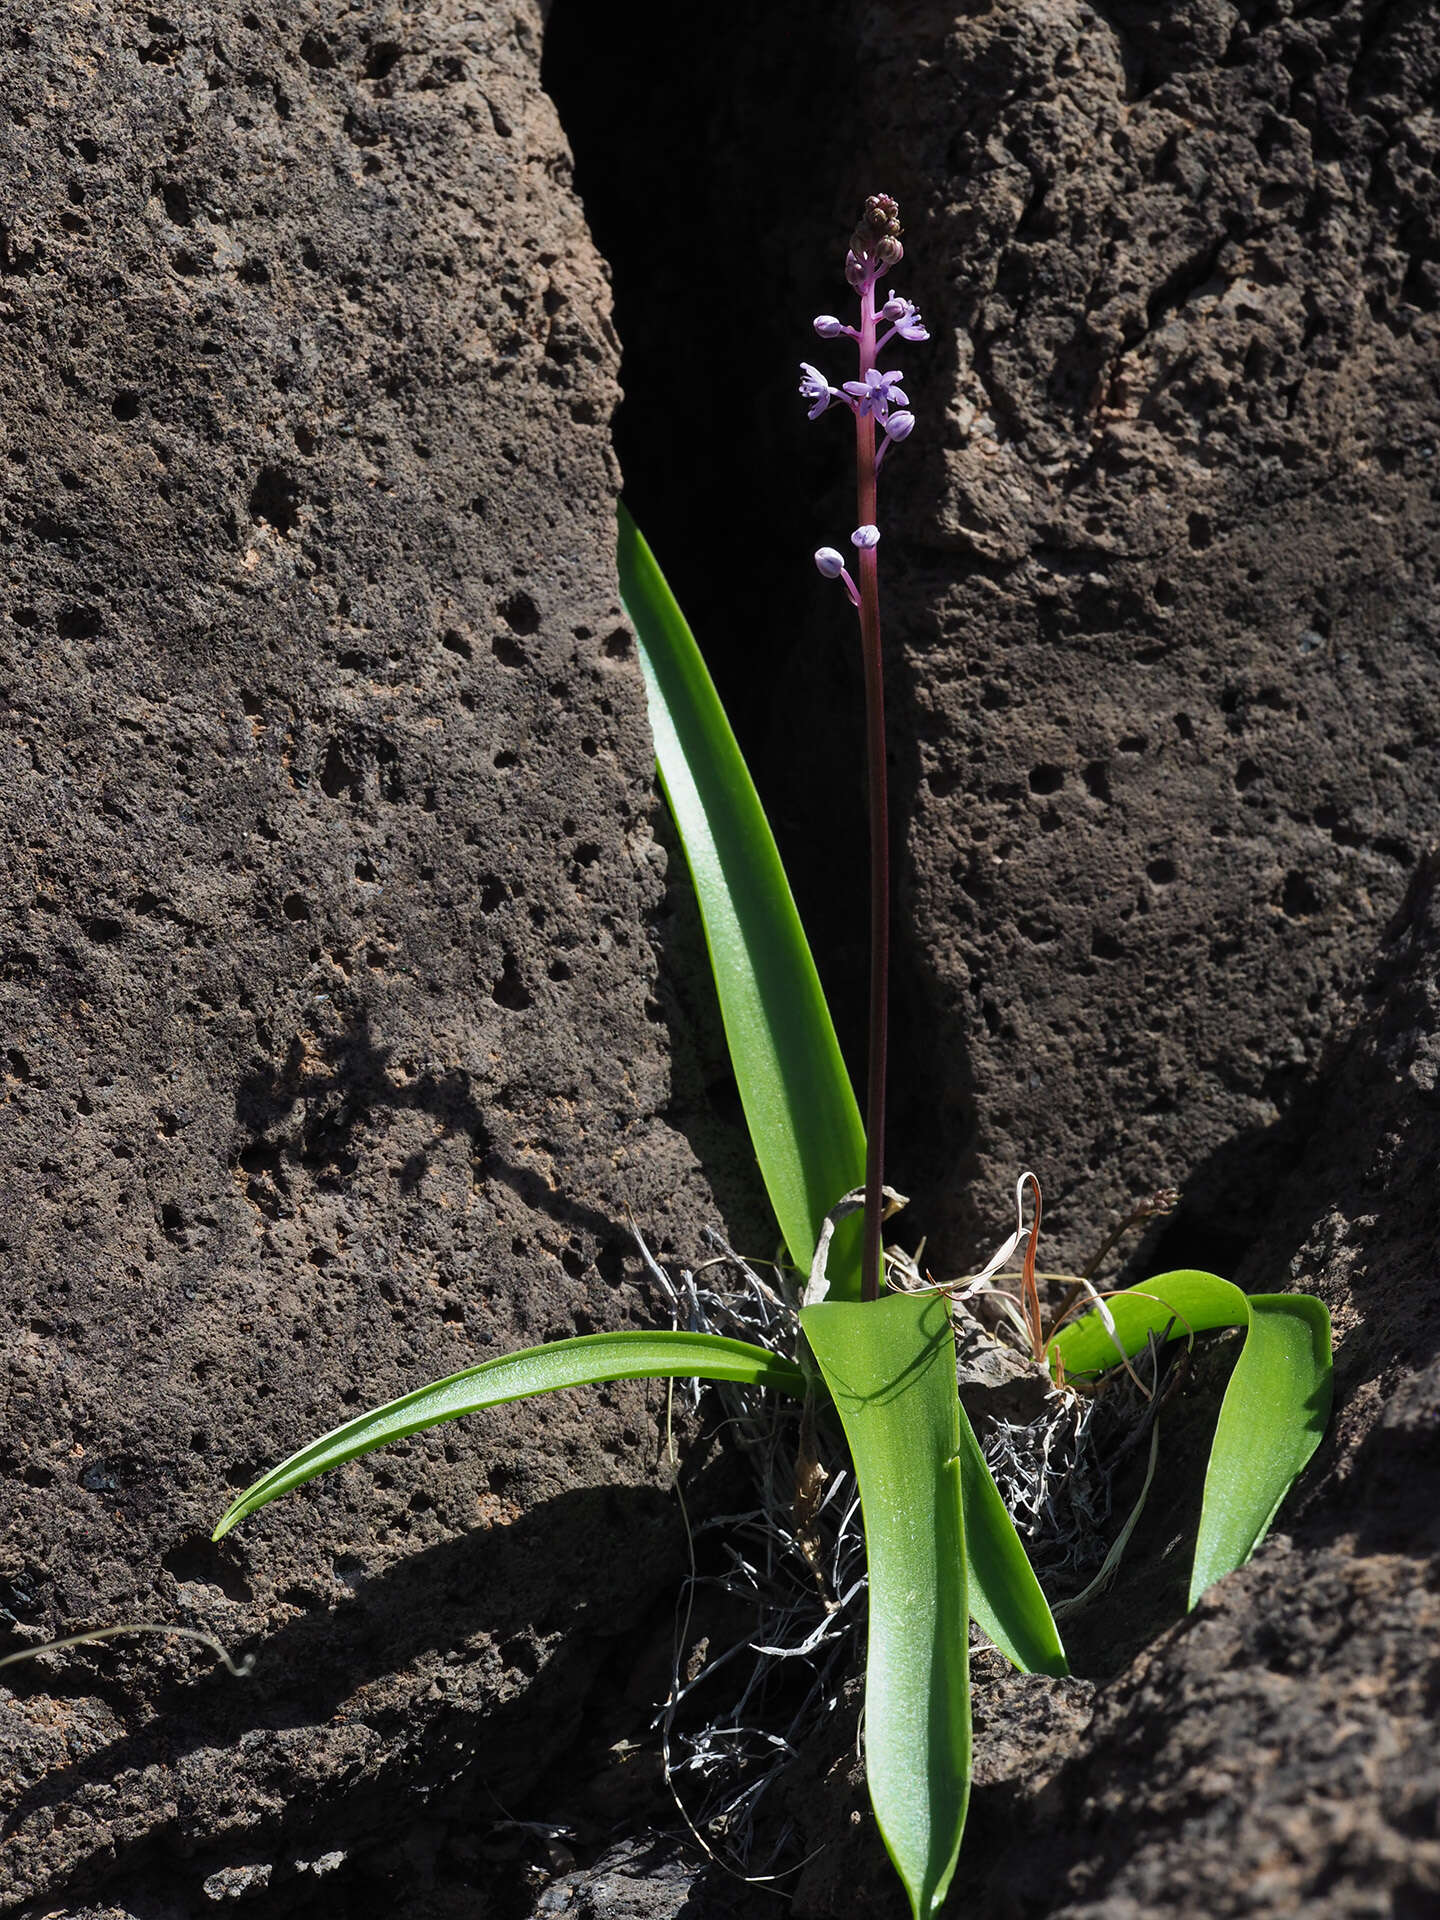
[543,0,876,1077]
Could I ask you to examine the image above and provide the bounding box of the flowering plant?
[209,199,1332,1919]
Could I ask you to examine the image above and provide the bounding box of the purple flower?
[880,291,929,343]
[851,524,880,550]
[799,361,838,420]
[842,368,909,421]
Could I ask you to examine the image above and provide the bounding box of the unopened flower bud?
[884,411,915,442]
[813,315,845,338]
[853,194,902,253]
[851,524,880,550]
[814,547,846,578]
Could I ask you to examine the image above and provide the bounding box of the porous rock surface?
[869,0,1440,1277]
[989,848,1440,1919]
[0,3,730,1913]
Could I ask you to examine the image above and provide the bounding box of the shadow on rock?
[1,1474,730,1909]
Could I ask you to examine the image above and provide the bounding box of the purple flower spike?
[807,196,928,1311]
[799,361,838,420]
[842,368,909,421]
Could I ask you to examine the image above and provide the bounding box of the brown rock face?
[0,3,728,1911]
[992,852,1440,1919]
[867,0,1440,1277]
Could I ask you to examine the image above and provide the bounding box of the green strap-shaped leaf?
[956,1399,1067,1676]
[1188,1293,1332,1606]
[619,504,867,1298]
[1045,1269,1251,1377]
[1047,1271,1332,1606]
[801,1293,970,1920]
[214,1332,807,1540]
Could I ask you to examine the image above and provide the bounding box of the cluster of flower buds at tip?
[846,192,903,291]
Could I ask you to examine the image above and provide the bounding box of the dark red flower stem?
[855,280,888,1304]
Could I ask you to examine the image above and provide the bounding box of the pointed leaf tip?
[801,1293,971,1917]
[1048,1272,1332,1608]
[212,1329,807,1538]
